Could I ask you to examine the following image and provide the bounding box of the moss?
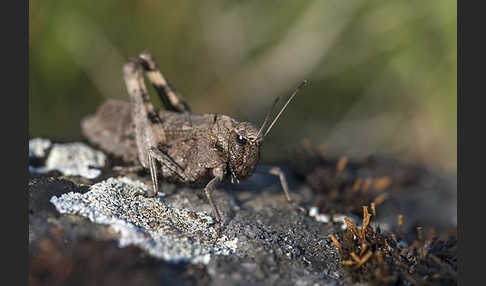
[331,208,457,285]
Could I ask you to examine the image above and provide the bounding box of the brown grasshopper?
[82,51,306,227]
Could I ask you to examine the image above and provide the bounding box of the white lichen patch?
[308,206,348,230]
[50,177,237,264]
[29,138,52,158]
[309,206,330,223]
[30,141,106,179]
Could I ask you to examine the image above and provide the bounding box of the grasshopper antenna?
[255,97,280,141]
[264,80,307,138]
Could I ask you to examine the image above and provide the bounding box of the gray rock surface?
[29,138,52,158]
[28,138,456,286]
[28,138,348,285]
[29,175,346,285]
[51,177,238,264]
[29,139,106,179]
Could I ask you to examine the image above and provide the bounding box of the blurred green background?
[29,0,456,175]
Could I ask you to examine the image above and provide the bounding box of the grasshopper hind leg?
[138,51,191,113]
[123,59,167,199]
[132,153,158,198]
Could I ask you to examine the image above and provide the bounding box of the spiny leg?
[132,155,159,198]
[134,147,187,198]
[149,149,225,232]
[138,51,191,113]
[147,152,159,197]
[148,147,187,182]
[268,166,306,212]
[148,148,193,228]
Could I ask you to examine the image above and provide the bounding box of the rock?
[29,140,106,179]
[29,138,52,158]
[28,138,457,286]
[50,177,237,264]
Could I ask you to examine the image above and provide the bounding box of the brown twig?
[336,156,348,173]
[356,251,372,268]
[362,206,371,240]
[373,193,388,205]
[330,234,342,252]
[352,178,362,192]
[361,178,372,192]
[373,176,392,191]
[344,218,360,239]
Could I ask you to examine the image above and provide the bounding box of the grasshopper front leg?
[204,166,225,230]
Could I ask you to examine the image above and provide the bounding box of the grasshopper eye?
[237,134,246,144]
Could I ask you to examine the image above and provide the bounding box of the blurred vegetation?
[29,0,456,174]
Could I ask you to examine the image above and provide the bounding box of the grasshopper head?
[228,122,262,183]
[227,80,307,183]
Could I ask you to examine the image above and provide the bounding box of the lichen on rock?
[29,138,52,158]
[29,139,106,179]
[50,177,237,264]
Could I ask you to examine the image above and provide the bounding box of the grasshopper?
[82,51,306,227]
